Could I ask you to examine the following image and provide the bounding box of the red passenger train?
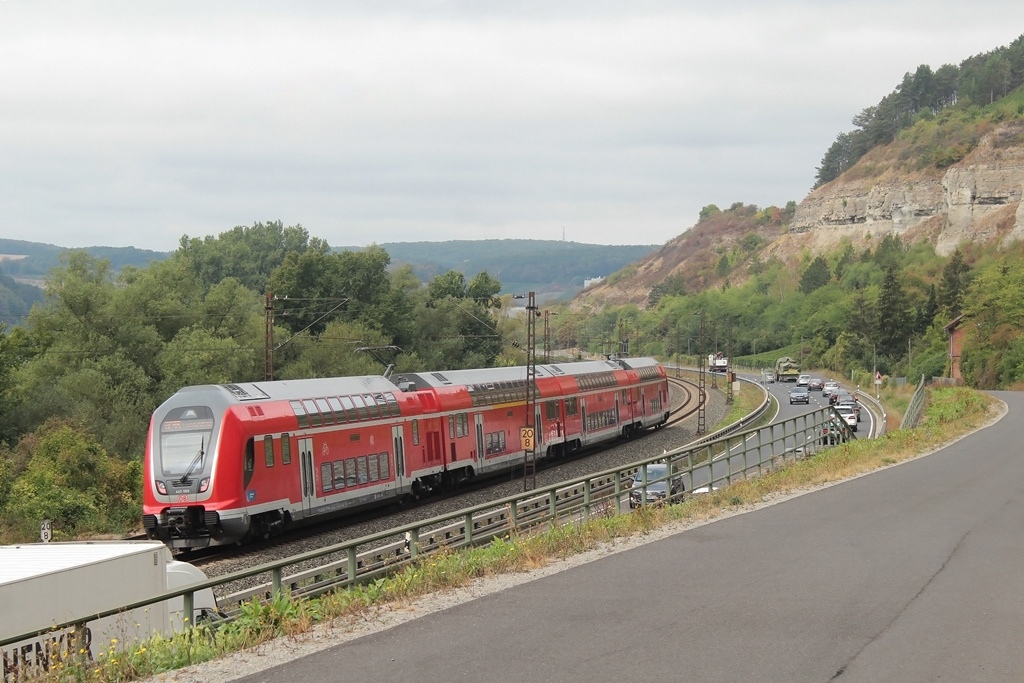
[143,357,669,549]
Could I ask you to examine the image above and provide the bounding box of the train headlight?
[199,477,210,493]
[155,480,167,495]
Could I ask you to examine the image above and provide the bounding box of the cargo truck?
[1,541,217,681]
[774,356,801,382]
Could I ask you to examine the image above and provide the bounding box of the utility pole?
[697,310,706,435]
[710,320,718,390]
[543,310,551,364]
[726,319,733,404]
[264,292,274,381]
[675,324,681,378]
[523,292,539,492]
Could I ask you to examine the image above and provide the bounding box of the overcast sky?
[2,2,1021,252]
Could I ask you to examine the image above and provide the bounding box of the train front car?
[143,385,241,549]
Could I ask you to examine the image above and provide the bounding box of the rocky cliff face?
[784,124,1024,257]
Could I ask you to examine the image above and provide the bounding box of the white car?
[835,405,858,432]
[797,374,811,386]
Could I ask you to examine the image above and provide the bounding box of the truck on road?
[774,356,801,382]
[1,541,217,681]
[708,352,729,372]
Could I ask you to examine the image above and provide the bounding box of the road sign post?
[40,519,52,543]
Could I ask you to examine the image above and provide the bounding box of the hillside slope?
[573,118,1024,310]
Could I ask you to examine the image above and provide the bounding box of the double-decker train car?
[143,357,669,549]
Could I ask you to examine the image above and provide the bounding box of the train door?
[298,437,315,515]
[475,414,484,462]
[535,406,542,449]
[392,425,405,480]
[426,429,442,465]
[581,399,587,437]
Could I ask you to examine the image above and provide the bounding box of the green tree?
[267,246,399,338]
[876,263,911,357]
[0,421,142,541]
[874,233,906,270]
[715,254,731,278]
[698,204,721,222]
[427,270,466,302]
[466,271,502,308]
[799,256,832,294]
[176,220,326,293]
[937,248,970,315]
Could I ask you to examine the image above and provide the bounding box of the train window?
[290,400,310,429]
[352,395,371,421]
[485,432,494,454]
[498,431,506,451]
[303,399,322,427]
[545,401,558,420]
[384,392,401,416]
[243,438,255,489]
[327,397,346,423]
[372,393,391,416]
[341,395,359,422]
[379,452,390,479]
[356,456,368,485]
[368,455,379,483]
[264,435,274,467]
[412,419,420,445]
[565,397,578,416]
[462,413,469,437]
[333,460,345,489]
[448,415,455,439]
[321,463,333,493]
[281,434,292,464]
[363,394,381,419]
[315,398,335,425]
[345,458,358,487]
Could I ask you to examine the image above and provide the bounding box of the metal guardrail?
[900,375,927,430]
[854,390,887,438]
[1,401,846,651]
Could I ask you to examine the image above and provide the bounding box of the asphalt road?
[237,391,1021,683]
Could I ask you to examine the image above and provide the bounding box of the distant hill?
[0,239,170,284]
[344,240,659,302]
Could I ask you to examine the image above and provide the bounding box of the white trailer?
[1,541,216,681]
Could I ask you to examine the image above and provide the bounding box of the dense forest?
[815,33,1024,186]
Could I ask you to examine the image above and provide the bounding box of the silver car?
[628,463,684,508]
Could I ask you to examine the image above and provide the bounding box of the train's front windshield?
[159,406,215,477]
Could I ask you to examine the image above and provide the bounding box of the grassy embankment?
[48,384,997,682]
